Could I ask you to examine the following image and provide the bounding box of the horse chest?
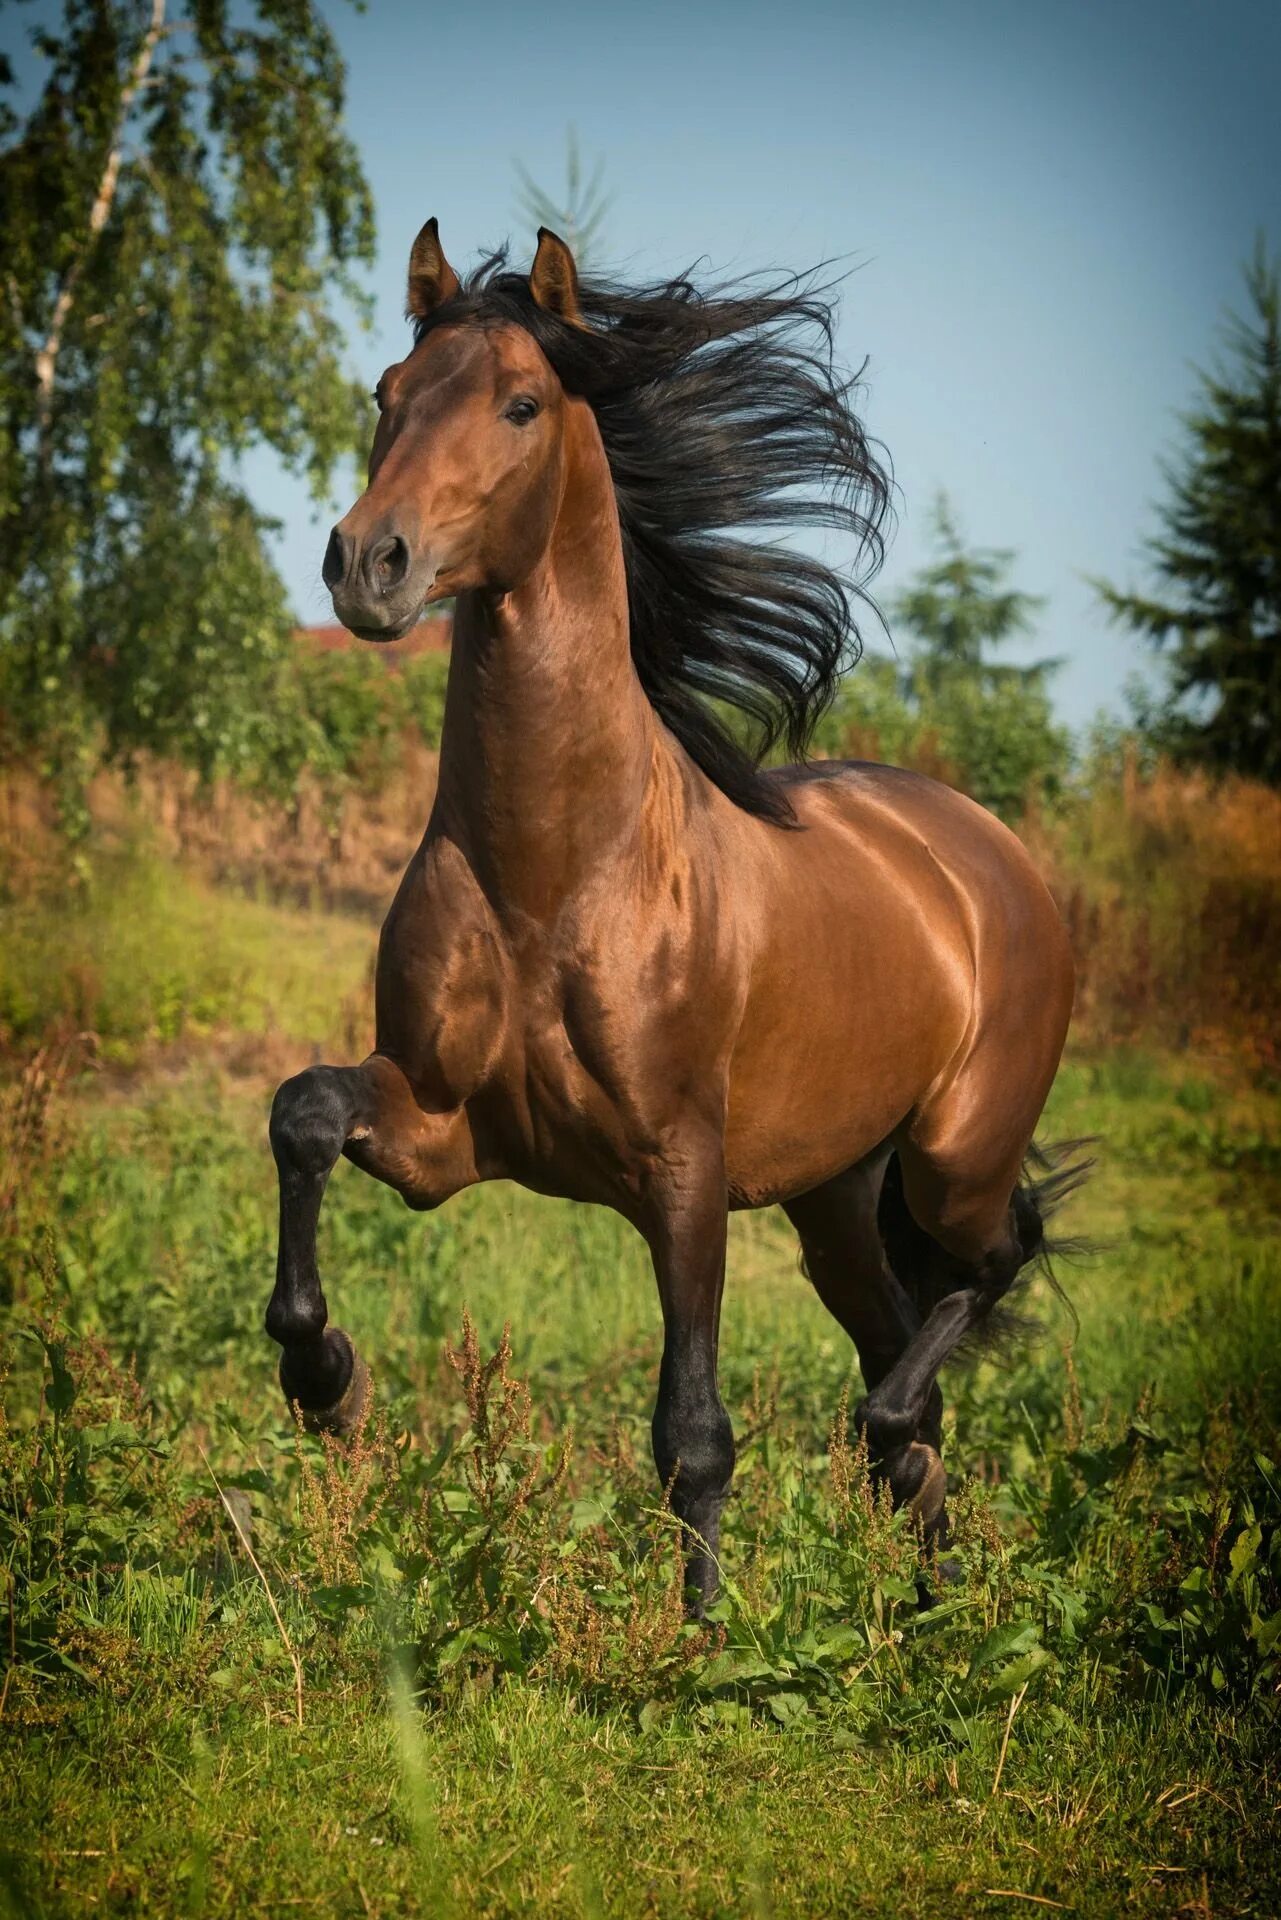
[380,893,645,1188]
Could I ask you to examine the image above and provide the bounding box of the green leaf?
[1229,1524,1263,1585]
[765,1692,809,1727]
[967,1619,1041,1680]
[696,1651,779,1691]
[983,1647,1055,1700]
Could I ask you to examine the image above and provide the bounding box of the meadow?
[1,801,1279,1918]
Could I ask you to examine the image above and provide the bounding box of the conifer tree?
[1097,241,1281,784]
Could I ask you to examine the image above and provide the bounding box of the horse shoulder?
[373,829,515,1109]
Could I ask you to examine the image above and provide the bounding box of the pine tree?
[1096,241,1281,784]
[880,495,1070,821]
[513,128,611,268]
[892,494,1058,693]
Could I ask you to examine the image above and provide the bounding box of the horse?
[265,220,1080,1609]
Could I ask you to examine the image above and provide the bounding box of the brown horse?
[266,222,1078,1606]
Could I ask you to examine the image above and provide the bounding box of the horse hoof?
[901,1442,947,1529]
[281,1329,372,1438]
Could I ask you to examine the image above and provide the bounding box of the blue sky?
[199,2,1281,725]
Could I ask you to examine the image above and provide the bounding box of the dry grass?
[0,740,439,917]
[3,741,1278,1073]
[1024,754,1281,1064]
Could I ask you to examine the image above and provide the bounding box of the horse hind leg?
[854,1127,1087,1513]
[783,1153,948,1536]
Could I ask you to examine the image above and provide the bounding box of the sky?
[182,1,1281,726]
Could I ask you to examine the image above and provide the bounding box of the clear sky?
[252,0,1279,728]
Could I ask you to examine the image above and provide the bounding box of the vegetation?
[1096,240,1281,784]
[0,25,1276,1901]
[513,127,613,267]
[0,0,374,800]
[1026,740,1281,1068]
[0,919,1277,1911]
[809,499,1071,820]
[0,827,1278,1916]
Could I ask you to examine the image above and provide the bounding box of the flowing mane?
[412,251,892,824]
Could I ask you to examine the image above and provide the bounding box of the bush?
[1025,744,1281,1062]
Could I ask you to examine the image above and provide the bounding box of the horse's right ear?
[406,217,461,321]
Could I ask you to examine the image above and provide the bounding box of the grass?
[0,848,376,1064]
[1,864,1280,1917]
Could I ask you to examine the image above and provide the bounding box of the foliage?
[1096,240,1281,783]
[0,0,375,789]
[1024,739,1281,1064]
[0,844,375,1063]
[892,495,1056,693]
[807,499,1071,820]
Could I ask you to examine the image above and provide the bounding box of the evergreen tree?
[1096,241,1281,784]
[885,496,1069,820]
[892,494,1058,692]
[513,128,611,268]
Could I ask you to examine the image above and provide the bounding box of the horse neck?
[433,399,657,919]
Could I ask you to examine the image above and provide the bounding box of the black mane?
[414,250,891,825]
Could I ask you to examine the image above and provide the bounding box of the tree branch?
[33,0,167,474]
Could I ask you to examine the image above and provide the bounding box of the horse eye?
[504,396,540,427]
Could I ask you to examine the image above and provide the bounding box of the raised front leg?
[267,1053,476,1433]
[644,1137,735,1614]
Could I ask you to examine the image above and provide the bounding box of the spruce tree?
[1097,241,1281,783]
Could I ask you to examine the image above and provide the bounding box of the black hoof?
[280,1328,371,1437]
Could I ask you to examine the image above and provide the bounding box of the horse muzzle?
[323,521,440,641]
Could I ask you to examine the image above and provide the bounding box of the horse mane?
[413,249,892,826]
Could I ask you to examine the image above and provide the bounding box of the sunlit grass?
[2,1029,1279,1916]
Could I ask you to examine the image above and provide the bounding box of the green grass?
[0,848,375,1062]
[2,873,1279,1916]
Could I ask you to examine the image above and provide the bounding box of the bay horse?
[266,222,1079,1607]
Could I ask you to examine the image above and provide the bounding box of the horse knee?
[270,1066,356,1178]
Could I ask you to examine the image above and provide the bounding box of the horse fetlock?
[279,1326,370,1436]
[857,1396,948,1527]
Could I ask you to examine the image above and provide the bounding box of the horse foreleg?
[644,1136,736,1614]
[266,1054,474,1434]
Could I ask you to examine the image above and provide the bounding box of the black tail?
[878,1138,1096,1348]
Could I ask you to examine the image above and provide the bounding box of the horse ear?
[529,227,584,326]
[406,217,461,321]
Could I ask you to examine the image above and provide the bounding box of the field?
[2,845,1280,1918]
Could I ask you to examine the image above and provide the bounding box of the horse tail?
[877,1138,1095,1345]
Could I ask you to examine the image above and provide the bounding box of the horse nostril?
[322,527,352,592]
[366,534,410,595]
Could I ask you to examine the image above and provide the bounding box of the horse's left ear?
[407,217,461,321]
[529,227,584,326]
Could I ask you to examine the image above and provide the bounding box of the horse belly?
[723,978,956,1208]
